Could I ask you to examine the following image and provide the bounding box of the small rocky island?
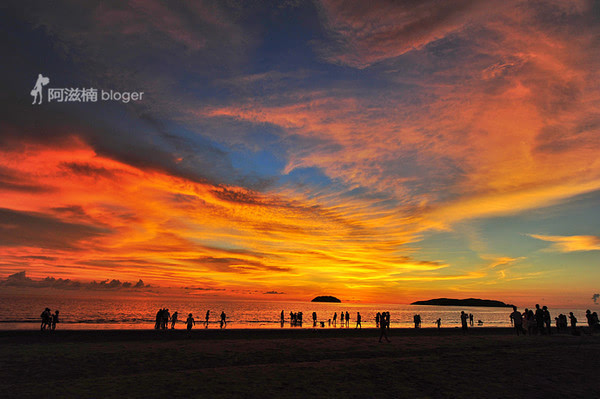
[311,296,341,303]
[411,298,512,308]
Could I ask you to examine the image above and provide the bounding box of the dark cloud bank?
[0,271,149,290]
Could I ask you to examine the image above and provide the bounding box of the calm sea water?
[0,294,591,330]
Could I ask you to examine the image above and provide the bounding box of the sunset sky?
[1,0,599,307]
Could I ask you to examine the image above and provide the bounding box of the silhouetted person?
[333,312,337,326]
[569,312,578,335]
[340,311,344,327]
[280,310,284,323]
[435,318,441,329]
[171,311,178,329]
[155,309,162,330]
[31,73,49,104]
[535,304,544,335]
[510,306,525,336]
[375,312,381,328]
[205,310,210,327]
[51,310,59,330]
[379,311,391,342]
[356,312,361,329]
[40,308,51,331]
[542,306,551,335]
[526,309,535,335]
[312,311,317,327]
[345,311,350,327]
[460,311,468,334]
[469,313,474,327]
[220,311,227,328]
[413,314,421,329]
[186,313,195,331]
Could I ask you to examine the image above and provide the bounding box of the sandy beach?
[1,327,598,398]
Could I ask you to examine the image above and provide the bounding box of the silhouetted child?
[51,310,59,330]
[186,313,195,331]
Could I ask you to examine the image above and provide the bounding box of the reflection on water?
[0,294,591,330]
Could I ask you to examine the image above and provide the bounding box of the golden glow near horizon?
[1,0,599,307]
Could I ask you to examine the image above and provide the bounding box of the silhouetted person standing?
[220,311,227,328]
[542,306,551,335]
[461,311,468,334]
[356,312,361,329]
[375,312,381,328]
[40,308,51,331]
[340,311,344,327]
[312,311,317,327]
[535,304,544,335]
[345,311,350,327]
[205,310,210,327]
[51,310,59,330]
[186,313,195,331]
[510,306,525,336]
[333,312,337,326]
[435,318,441,329]
[569,312,578,335]
[171,311,178,329]
[469,313,474,327]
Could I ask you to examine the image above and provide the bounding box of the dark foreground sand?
[1,328,599,398]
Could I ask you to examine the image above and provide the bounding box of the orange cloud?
[529,234,600,252]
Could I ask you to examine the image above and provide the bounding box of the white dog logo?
[31,74,50,104]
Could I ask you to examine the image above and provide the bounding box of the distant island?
[411,298,513,308]
[311,296,341,303]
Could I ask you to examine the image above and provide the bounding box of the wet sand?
[1,328,598,398]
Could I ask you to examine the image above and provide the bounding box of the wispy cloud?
[529,234,600,252]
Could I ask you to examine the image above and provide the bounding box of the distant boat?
[311,296,341,303]
[411,298,512,308]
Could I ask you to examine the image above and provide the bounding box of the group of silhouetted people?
[510,305,599,336]
[154,308,227,330]
[40,307,59,331]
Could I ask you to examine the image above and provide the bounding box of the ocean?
[0,294,592,330]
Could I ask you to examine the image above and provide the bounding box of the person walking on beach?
[40,308,51,331]
[171,311,178,329]
[51,310,59,330]
[186,313,195,331]
[379,311,390,342]
[356,312,362,329]
[220,311,227,328]
[460,311,468,334]
[510,306,525,336]
[205,310,210,328]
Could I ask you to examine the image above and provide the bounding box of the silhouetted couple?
[40,308,59,331]
[378,311,390,342]
[413,314,421,329]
